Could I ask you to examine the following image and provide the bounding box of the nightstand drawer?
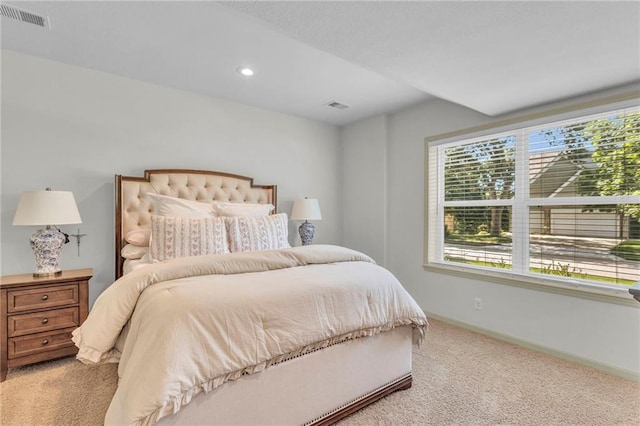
[7,327,77,359]
[8,307,79,337]
[7,284,79,313]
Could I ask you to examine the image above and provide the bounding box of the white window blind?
[427,106,640,291]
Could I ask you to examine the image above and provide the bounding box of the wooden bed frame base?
[311,374,412,425]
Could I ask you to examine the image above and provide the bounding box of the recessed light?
[237,67,254,77]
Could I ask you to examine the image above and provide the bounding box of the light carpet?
[1,319,638,425]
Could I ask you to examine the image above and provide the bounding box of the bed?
[72,169,428,425]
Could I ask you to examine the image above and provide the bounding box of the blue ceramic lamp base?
[30,226,66,276]
[298,221,315,246]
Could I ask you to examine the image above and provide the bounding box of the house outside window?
[426,105,640,295]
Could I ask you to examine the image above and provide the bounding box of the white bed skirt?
[158,325,413,425]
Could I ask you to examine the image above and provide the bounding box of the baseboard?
[425,311,640,382]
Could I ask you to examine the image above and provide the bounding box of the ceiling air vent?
[1,3,49,28]
[326,101,349,110]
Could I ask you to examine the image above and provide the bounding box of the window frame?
[424,93,640,305]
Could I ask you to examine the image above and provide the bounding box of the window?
[426,106,640,293]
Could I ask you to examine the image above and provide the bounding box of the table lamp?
[13,188,82,276]
[290,198,322,245]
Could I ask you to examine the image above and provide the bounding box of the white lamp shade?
[290,198,322,221]
[13,190,82,226]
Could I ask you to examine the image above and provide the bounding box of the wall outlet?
[474,297,483,310]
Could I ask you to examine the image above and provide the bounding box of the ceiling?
[2,1,639,126]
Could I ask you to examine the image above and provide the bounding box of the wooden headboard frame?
[115,169,277,279]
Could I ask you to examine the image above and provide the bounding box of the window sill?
[423,261,639,307]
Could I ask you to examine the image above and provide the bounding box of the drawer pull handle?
[42,339,49,346]
[41,295,49,301]
[42,318,49,324]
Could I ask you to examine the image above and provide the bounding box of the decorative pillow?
[147,193,216,218]
[121,244,149,260]
[212,201,274,217]
[125,229,151,247]
[150,215,229,262]
[227,213,291,253]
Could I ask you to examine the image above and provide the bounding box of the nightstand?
[0,268,92,382]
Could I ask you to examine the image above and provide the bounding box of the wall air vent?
[1,3,49,28]
[326,101,349,110]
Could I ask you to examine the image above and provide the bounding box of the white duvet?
[72,245,428,425]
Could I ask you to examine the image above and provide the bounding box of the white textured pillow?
[125,229,151,247]
[147,193,216,218]
[121,244,149,260]
[227,213,291,253]
[150,215,229,262]
[212,201,274,217]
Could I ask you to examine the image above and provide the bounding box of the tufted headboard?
[115,169,277,279]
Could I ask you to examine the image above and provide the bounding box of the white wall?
[341,88,640,377]
[341,115,387,264]
[1,51,341,305]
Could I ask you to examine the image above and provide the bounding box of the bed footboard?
[158,326,413,425]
